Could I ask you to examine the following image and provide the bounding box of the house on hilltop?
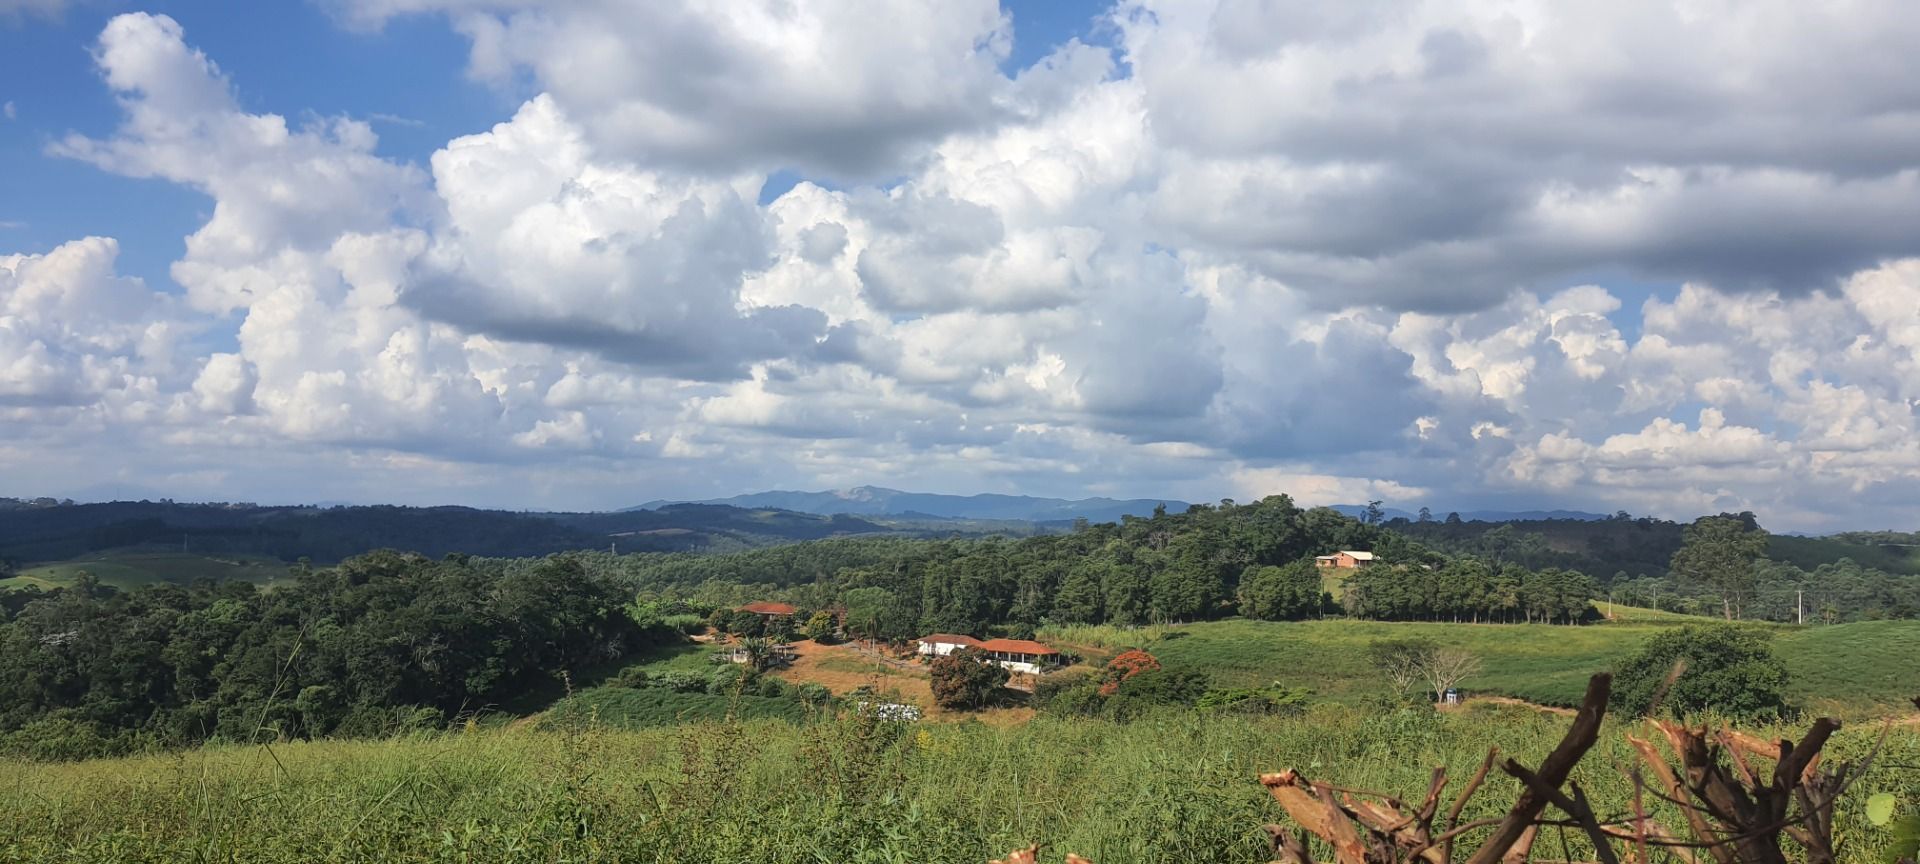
[1314,551,1375,569]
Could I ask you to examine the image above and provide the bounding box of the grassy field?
[1777,620,1920,717]
[543,686,810,729]
[1039,613,1920,718]
[2,704,1912,864]
[1,547,291,591]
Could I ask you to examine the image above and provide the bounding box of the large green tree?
[1236,560,1324,620]
[1670,513,1768,620]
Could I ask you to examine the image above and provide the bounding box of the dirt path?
[775,640,935,707]
[1451,695,1578,717]
[773,640,1036,724]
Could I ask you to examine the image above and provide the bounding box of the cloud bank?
[5,3,1920,530]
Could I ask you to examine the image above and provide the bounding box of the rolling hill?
[631,485,1188,523]
[0,500,927,585]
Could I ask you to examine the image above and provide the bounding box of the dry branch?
[997,674,1882,864]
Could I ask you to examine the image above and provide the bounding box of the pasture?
[1,547,290,591]
[1039,612,1920,718]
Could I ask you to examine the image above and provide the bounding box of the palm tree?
[740,637,776,672]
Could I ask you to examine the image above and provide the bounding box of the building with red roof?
[914,633,982,658]
[975,638,1062,674]
[738,601,799,623]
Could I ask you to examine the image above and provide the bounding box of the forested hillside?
[531,496,1598,636]
[1386,513,1920,621]
[0,499,910,569]
[1385,513,1920,577]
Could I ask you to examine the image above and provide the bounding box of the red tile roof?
[976,638,1058,656]
[917,633,982,646]
[739,601,798,615]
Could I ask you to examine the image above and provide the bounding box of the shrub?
[796,683,833,706]
[802,611,838,643]
[1033,668,1096,707]
[653,672,710,693]
[755,676,791,699]
[1612,625,1791,720]
[1100,649,1162,696]
[929,648,1009,710]
[664,614,708,636]
[0,714,115,762]
[1197,684,1310,717]
[708,665,756,696]
[1105,669,1211,719]
[609,667,652,689]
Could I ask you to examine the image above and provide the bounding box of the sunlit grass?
[2,706,1910,863]
[1043,616,1920,716]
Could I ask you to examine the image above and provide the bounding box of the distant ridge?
[1330,504,1611,522]
[629,486,1187,524]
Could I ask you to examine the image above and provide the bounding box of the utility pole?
[1796,588,1804,625]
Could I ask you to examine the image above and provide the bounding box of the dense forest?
[0,552,667,756]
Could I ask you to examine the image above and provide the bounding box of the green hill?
[1767,534,1920,575]
[1385,515,1920,578]
[1,548,291,591]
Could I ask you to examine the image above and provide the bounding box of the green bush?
[1105,669,1211,720]
[609,666,652,689]
[1612,624,1792,720]
[0,714,116,761]
[1197,684,1311,716]
[653,671,710,693]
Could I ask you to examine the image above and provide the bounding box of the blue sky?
[3,0,1115,280]
[2,0,1918,531]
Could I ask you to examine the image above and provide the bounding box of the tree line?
[0,551,670,758]
[538,495,1601,635]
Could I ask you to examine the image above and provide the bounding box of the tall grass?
[2,705,1912,863]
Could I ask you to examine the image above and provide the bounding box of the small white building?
[915,633,982,657]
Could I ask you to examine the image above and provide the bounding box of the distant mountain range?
[1329,505,1611,523]
[630,486,1189,524]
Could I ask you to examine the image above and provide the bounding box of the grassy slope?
[1041,611,1920,717]
[1778,620,1920,716]
[543,687,808,729]
[1,548,290,591]
[3,709,1911,863]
